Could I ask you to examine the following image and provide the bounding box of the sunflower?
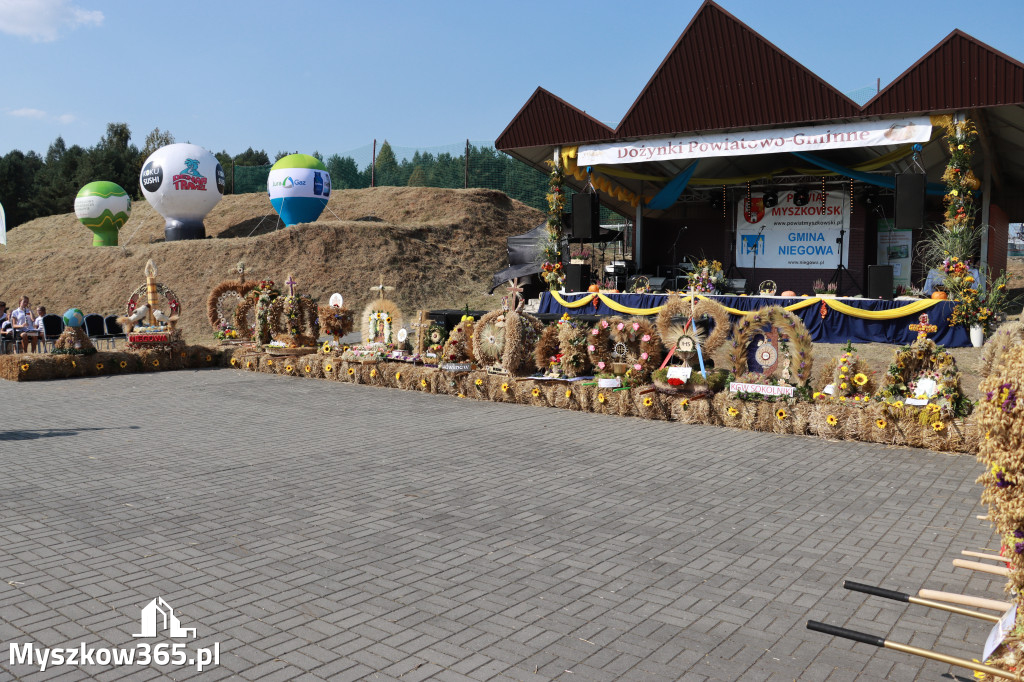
[853,373,868,386]
[347,367,355,375]
[826,414,838,426]
[458,393,466,398]
[322,342,332,353]
[876,418,887,429]
[932,421,946,432]
[120,361,127,369]
[324,364,333,372]
[395,371,402,380]
[775,408,787,421]
[304,365,311,373]
[475,378,483,386]
[565,388,572,399]
[643,397,653,407]
[370,368,377,378]
[206,355,212,362]
[839,382,848,390]
[679,398,689,407]
[727,407,739,417]
[501,382,510,393]
[285,365,294,372]
[230,357,237,366]
[180,352,186,359]
[531,388,540,397]
[96,363,104,370]
[20,363,29,371]
[246,361,252,368]
[267,359,274,366]
[420,378,428,388]
[597,393,606,403]
[71,360,76,368]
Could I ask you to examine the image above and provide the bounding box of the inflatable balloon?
[267,154,331,227]
[139,143,224,241]
[74,181,131,246]
[63,308,85,328]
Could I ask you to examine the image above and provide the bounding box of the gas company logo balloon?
[267,154,331,227]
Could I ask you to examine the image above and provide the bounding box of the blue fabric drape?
[644,161,698,210]
[538,293,970,347]
[790,151,947,196]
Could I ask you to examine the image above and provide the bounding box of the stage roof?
[496,0,1024,222]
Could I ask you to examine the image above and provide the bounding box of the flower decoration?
[152,359,159,367]
[827,415,838,426]
[475,378,483,386]
[324,364,333,372]
[420,378,428,388]
[679,398,689,408]
[876,418,887,429]
[304,365,311,373]
[246,360,252,368]
[267,359,274,366]
[120,361,127,369]
[853,373,868,386]
[565,388,572,399]
[727,407,739,417]
[932,421,946,432]
[775,408,787,421]
[285,365,293,373]
[322,342,332,353]
[231,357,237,366]
[643,397,654,407]
[597,392,606,403]
[206,355,212,362]
[532,388,540,397]
[20,363,29,371]
[501,382,510,393]
[395,371,402,380]
[96,363,104,370]
[370,368,377,378]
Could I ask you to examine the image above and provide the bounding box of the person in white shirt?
[0,300,12,352]
[10,296,42,352]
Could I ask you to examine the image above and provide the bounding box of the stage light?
[762,190,778,208]
[793,188,810,206]
[709,195,723,211]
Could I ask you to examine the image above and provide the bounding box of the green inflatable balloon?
[74,181,131,246]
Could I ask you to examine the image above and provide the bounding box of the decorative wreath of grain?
[360,299,404,345]
[981,321,1024,378]
[266,296,320,346]
[587,316,663,379]
[656,296,731,359]
[556,322,593,378]
[727,306,813,385]
[127,282,181,320]
[234,287,278,341]
[318,305,354,340]
[878,337,967,416]
[441,319,475,363]
[472,310,543,375]
[425,322,448,353]
[207,280,257,331]
[534,324,561,371]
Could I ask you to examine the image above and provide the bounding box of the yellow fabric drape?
[548,292,941,320]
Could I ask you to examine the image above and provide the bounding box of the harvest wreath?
[728,306,813,387]
[587,316,662,384]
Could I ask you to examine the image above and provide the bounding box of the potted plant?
[946,269,1012,346]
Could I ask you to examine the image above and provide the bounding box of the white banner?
[735,190,850,269]
[0,200,5,246]
[578,116,932,165]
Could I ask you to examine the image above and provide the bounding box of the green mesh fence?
[232,164,271,195]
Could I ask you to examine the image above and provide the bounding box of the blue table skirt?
[538,293,970,347]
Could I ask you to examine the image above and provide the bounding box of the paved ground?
[0,369,1005,681]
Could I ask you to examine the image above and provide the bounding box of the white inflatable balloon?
[139,143,225,240]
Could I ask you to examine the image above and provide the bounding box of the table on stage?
[539,291,970,347]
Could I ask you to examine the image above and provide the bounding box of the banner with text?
[578,117,932,165]
[876,220,913,289]
[735,190,850,269]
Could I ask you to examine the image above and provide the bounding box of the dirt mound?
[0,187,545,343]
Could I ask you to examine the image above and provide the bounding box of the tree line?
[0,124,553,230]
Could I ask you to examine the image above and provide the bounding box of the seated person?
[0,301,9,350]
[10,295,42,353]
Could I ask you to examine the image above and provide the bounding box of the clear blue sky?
[2,0,1022,165]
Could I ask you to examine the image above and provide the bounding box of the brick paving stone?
[0,371,1006,680]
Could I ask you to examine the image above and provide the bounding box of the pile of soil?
[0,187,545,344]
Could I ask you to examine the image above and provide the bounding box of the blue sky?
[2,0,1022,165]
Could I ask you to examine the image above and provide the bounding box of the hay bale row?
[1,345,229,382]
[229,354,976,451]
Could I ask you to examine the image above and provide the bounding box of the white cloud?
[0,0,103,42]
[10,107,48,119]
[56,113,76,124]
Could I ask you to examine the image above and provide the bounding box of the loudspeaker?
[894,173,926,230]
[565,263,590,293]
[866,265,894,300]
[571,193,598,241]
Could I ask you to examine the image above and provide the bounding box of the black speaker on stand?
[894,173,926,230]
[571,193,598,241]
[565,264,591,293]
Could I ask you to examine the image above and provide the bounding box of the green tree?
[407,166,426,186]
[325,154,364,189]
[91,122,140,198]
[234,147,270,166]
[373,141,399,186]
[0,149,44,228]
[139,127,174,165]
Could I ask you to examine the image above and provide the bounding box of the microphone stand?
[671,226,687,289]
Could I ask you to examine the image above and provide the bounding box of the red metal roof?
[863,30,1024,116]
[494,87,614,150]
[614,1,859,139]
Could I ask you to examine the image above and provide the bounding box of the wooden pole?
[464,139,469,189]
[953,558,1010,577]
[371,139,376,188]
[962,550,1009,563]
[917,589,1011,612]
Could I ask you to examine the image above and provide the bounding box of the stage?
[539,291,970,347]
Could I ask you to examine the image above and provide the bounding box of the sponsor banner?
[736,190,850,269]
[876,221,913,288]
[267,168,332,201]
[578,116,932,165]
[729,382,795,397]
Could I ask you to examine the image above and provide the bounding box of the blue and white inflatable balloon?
[268,154,331,227]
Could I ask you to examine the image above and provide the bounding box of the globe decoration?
[267,154,331,227]
[74,181,131,246]
[139,143,225,241]
[62,308,85,328]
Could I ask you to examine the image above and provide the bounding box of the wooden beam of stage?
[807,621,1019,680]
[917,589,1011,612]
[953,558,1011,577]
